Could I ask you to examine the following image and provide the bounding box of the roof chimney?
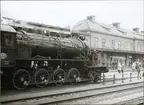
[112,22,120,28]
[141,31,144,34]
[133,28,139,33]
[87,15,95,23]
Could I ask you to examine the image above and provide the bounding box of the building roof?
[72,16,144,40]
[1,17,70,32]
[1,24,16,33]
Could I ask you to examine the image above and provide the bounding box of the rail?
[1,81,143,105]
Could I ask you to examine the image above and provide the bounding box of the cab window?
[5,34,13,47]
[1,32,15,47]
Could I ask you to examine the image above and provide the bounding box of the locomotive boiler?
[16,30,87,59]
[1,18,108,90]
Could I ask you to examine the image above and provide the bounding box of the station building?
[72,16,144,69]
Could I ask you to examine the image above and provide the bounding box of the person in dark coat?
[135,60,141,78]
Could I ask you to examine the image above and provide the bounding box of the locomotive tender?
[1,17,108,90]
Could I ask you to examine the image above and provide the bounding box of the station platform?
[104,70,144,80]
[109,67,144,72]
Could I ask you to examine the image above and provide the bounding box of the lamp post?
[141,30,144,103]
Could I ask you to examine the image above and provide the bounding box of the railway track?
[115,96,144,105]
[1,80,143,105]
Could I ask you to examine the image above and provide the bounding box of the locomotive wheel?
[68,68,80,84]
[34,69,50,88]
[88,70,98,83]
[53,68,66,86]
[12,69,31,90]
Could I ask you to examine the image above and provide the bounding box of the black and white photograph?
[0,0,144,105]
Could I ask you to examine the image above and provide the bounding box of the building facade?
[72,16,144,69]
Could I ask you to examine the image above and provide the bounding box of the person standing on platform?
[132,61,136,72]
[121,61,125,74]
[135,60,141,78]
[117,61,122,74]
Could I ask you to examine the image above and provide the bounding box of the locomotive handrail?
[16,57,88,61]
[32,55,51,59]
[50,36,62,59]
[86,66,108,68]
[17,30,31,41]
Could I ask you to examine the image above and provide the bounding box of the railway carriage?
[1,19,108,90]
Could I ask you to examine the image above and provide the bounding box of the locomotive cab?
[1,24,17,68]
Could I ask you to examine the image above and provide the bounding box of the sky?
[1,0,144,31]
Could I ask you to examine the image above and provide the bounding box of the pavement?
[109,67,144,72]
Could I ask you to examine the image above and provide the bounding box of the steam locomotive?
[1,18,108,90]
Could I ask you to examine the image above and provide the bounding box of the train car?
[1,19,108,90]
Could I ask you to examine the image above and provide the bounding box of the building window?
[112,40,115,48]
[102,39,106,48]
[118,41,121,50]
[94,37,99,48]
[125,42,128,50]
[130,43,133,51]
[137,43,141,52]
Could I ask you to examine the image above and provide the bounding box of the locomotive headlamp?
[1,53,7,59]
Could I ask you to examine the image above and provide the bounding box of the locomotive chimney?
[133,28,139,33]
[87,15,95,23]
[112,22,120,28]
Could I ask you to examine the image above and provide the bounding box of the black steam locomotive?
[1,18,108,90]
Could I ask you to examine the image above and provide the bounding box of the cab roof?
[1,24,16,33]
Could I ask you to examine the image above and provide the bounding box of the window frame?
[118,41,121,50]
[137,42,141,52]
[1,31,16,48]
[102,39,106,48]
[125,42,128,50]
[130,43,133,51]
[111,40,115,48]
[94,37,99,48]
